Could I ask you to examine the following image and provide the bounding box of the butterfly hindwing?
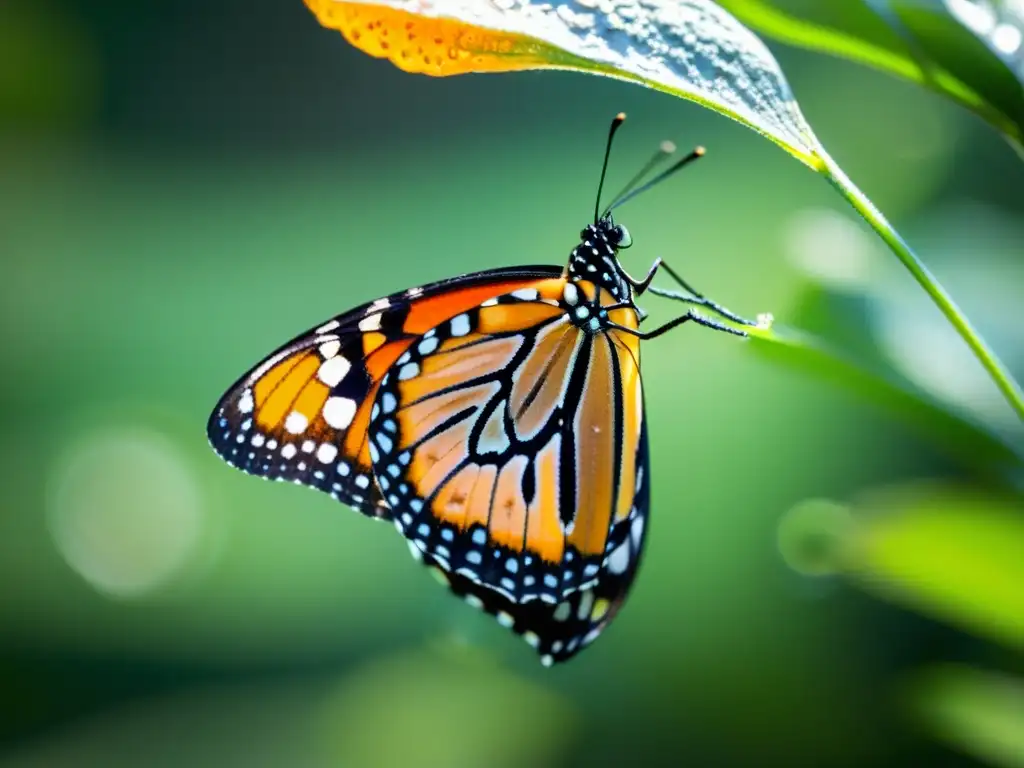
[421,396,651,665]
[366,278,650,645]
[207,266,563,518]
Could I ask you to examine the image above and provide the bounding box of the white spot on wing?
[577,589,595,620]
[358,313,382,332]
[323,397,357,429]
[238,390,254,414]
[553,601,571,622]
[284,412,308,435]
[511,288,539,301]
[317,356,351,387]
[631,514,644,548]
[450,314,471,337]
[316,443,338,464]
[316,319,340,334]
[563,283,579,306]
[318,339,341,359]
[607,539,630,574]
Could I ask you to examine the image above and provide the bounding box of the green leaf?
[790,482,1024,649]
[745,323,1024,485]
[911,664,1024,768]
[303,0,825,167]
[716,0,1024,151]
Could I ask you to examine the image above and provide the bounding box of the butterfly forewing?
[207,267,562,518]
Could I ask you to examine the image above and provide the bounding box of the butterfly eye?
[614,225,632,248]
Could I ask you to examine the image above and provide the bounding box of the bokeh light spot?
[777,498,855,577]
[47,426,204,599]
[784,208,881,290]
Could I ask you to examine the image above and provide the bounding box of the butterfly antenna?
[594,112,627,223]
[607,145,706,213]
[602,140,677,217]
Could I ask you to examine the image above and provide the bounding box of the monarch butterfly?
[207,114,759,665]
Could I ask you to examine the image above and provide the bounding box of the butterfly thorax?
[563,217,635,332]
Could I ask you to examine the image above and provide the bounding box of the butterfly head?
[569,113,704,298]
[584,213,632,250]
[566,213,635,303]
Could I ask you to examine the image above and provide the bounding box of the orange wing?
[366,279,648,609]
[207,266,563,518]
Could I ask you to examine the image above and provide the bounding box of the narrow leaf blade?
[745,323,1024,485]
[821,483,1024,650]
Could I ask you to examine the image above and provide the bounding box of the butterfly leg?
[608,309,748,340]
[640,259,758,327]
[624,258,662,295]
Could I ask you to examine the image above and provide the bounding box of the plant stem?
[818,149,1024,424]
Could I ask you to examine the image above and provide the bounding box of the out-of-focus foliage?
[717,0,1024,151]
[0,3,99,132]
[781,482,1024,648]
[748,207,1024,487]
[911,665,1024,768]
[746,324,1023,486]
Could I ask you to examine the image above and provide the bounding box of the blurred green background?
[2,1,1023,766]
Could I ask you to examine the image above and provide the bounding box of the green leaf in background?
[751,233,1024,484]
[911,664,1024,768]
[716,0,1024,152]
[778,482,1024,650]
[745,324,1024,487]
[305,0,1024,444]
